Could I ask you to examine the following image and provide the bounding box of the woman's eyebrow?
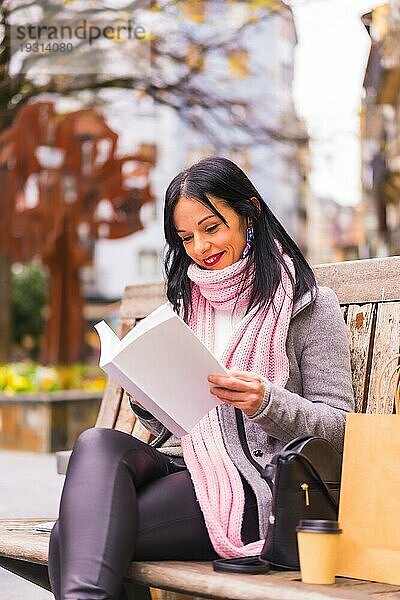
[176,214,216,232]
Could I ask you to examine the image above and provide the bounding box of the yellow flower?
[0,363,105,393]
[82,377,106,392]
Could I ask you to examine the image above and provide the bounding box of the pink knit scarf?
[180,251,295,557]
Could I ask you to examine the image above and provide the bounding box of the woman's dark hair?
[163,156,316,321]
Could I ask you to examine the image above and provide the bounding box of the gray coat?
[133,286,355,537]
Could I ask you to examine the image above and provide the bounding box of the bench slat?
[120,283,165,319]
[95,378,123,429]
[314,256,400,303]
[366,302,400,414]
[114,393,137,433]
[96,318,137,430]
[131,417,153,443]
[127,561,400,600]
[1,520,400,600]
[346,304,376,413]
[0,519,50,564]
[120,318,138,335]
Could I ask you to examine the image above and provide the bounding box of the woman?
[48,157,354,599]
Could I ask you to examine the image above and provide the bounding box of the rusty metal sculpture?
[1,102,156,364]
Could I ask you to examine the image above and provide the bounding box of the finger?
[209,376,255,392]
[227,369,262,382]
[209,373,264,395]
[210,387,248,402]
[208,373,253,385]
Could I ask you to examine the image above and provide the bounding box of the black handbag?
[259,434,341,569]
[213,410,341,573]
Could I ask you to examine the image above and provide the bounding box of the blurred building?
[361,4,400,257]
[306,197,365,265]
[91,1,310,298]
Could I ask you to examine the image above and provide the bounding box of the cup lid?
[296,519,342,534]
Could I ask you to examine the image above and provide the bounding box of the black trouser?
[48,427,259,600]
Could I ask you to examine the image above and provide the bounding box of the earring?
[241,226,254,259]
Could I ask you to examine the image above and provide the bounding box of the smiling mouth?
[203,252,225,266]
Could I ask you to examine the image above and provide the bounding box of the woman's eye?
[179,225,218,243]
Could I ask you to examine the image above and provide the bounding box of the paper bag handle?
[376,354,400,414]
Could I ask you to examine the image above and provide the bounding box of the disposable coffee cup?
[296,520,342,585]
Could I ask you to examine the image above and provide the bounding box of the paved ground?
[0,450,64,599]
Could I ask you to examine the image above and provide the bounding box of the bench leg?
[123,584,206,600]
[0,556,51,591]
[124,580,153,600]
[148,591,208,600]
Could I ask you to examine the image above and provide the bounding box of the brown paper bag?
[337,355,400,585]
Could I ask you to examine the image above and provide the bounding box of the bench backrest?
[96,256,400,436]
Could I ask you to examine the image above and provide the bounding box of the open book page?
[95,305,227,437]
[117,303,172,352]
[95,303,172,367]
[105,360,191,438]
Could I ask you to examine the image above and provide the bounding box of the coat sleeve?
[248,287,355,452]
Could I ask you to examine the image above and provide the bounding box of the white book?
[95,304,227,438]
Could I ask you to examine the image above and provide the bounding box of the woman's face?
[173,196,248,270]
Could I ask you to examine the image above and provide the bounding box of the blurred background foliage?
[6,264,106,392]
[0,362,106,394]
[11,264,48,361]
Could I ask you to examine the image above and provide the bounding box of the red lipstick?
[203,252,225,267]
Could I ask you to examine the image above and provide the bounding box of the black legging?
[48,427,259,600]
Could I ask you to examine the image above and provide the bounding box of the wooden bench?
[1,255,400,600]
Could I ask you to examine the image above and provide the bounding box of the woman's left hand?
[208,368,265,417]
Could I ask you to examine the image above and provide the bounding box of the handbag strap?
[213,556,270,574]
